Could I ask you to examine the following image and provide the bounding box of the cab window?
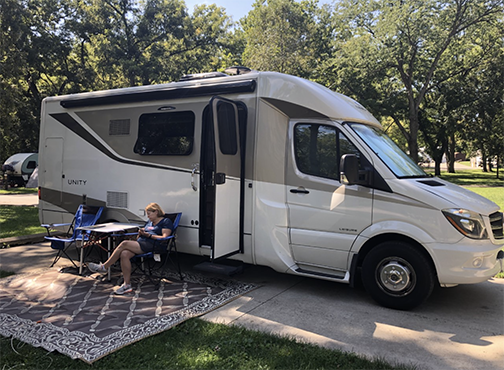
[294,123,361,180]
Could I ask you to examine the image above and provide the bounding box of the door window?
[294,123,361,180]
[216,101,238,155]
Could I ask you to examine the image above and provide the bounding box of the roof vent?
[225,66,253,75]
[179,72,227,82]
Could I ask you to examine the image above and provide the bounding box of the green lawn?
[437,168,503,187]
[0,318,414,370]
[0,205,46,239]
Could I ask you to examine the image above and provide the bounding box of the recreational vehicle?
[2,153,38,188]
[38,67,504,310]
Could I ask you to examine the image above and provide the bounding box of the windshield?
[349,123,428,178]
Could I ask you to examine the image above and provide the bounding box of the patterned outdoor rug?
[0,268,256,363]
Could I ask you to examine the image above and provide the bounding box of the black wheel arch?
[350,233,439,286]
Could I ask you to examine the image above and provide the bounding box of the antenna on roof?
[225,66,253,75]
[179,72,227,82]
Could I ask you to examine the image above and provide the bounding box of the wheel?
[361,241,435,310]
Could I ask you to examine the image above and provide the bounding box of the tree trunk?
[409,111,419,164]
[496,155,500,178]
[481,148,488,172]
[447,133,456,173]
[434,160,441,176]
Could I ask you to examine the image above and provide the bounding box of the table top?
[77,222,142,233]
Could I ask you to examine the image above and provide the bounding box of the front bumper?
[431,240,503,285]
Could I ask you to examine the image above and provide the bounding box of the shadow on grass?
[437,170,503,187]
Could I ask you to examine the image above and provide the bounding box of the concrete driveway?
[0,193,38,206]
[204,264,504,370]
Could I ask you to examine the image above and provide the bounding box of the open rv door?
[208,96,244,259]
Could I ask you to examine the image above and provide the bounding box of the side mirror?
[340,154,359,185]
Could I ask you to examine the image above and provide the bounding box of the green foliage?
[241,0,325,77]
[325,0,503,163]
[0,205,45,239]
[0,318,415,370]
[0,0,238,163]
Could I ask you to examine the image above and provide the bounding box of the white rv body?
[38,70,503,309]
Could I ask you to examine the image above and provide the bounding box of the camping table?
[77,222,141,280]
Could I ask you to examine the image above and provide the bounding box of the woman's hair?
[145,203,164,217]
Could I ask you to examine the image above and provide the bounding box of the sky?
[184,0,333,21]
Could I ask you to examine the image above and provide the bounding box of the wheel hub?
[379,261,411,292]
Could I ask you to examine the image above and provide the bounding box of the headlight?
[442,209,488,239]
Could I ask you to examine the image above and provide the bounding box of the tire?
[361,241,435,310]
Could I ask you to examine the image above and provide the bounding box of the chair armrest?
[154,235,174,242]
[41,222,72,236]
[41,222,72,229]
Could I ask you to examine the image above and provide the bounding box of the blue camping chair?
[130,212,183,286]
[42,205,103,269]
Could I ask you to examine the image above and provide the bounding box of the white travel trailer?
[38,68,503,309]
[2,153,38,187]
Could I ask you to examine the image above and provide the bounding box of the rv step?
[295,267,346,280]
[193,261,243,276]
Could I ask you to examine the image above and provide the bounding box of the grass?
[0,205,46,239]
[437,168,503,187]
[0,318,414,370]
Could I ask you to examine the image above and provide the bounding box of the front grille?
[489,212,503,240]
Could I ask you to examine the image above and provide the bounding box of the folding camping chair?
[130,212,183,286]
[42,204,103,269]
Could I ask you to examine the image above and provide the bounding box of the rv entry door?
[208,96,243,259]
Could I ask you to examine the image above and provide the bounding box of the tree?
[328,0,504,163]
[458,45,504,176]
[241,0,321,78]
[0,0,77,164]
[0,0,237,164]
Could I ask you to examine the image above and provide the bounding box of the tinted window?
[134,111,195,155]
[216,102,238,155]
[294,123,360,180]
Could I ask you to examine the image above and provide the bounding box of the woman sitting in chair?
[88,203,173,294]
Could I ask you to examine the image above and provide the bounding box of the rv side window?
[134,111,195,155]
[294,123,361,181]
